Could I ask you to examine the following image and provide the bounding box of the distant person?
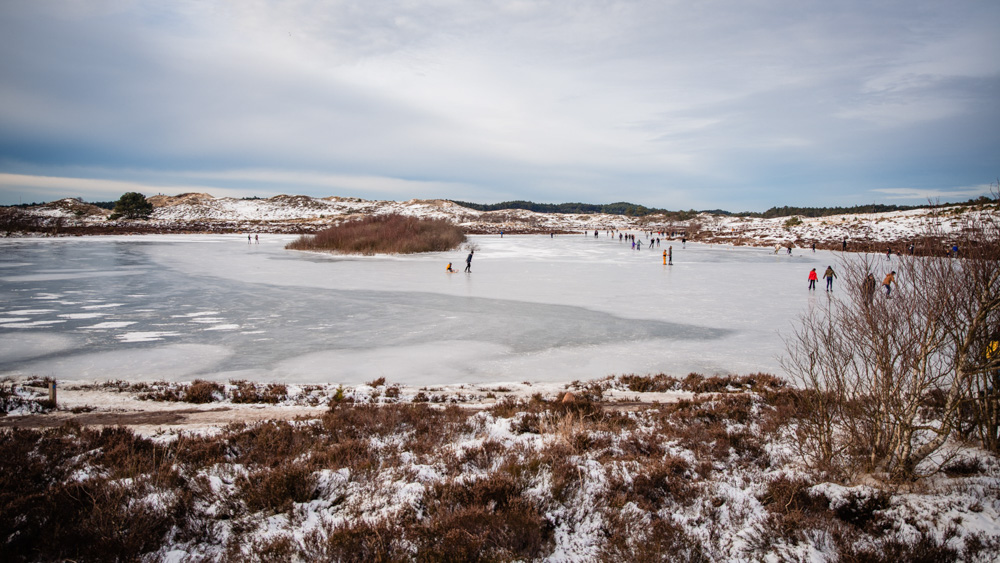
[774,244,782,255]
[952,244,959,257]
[668,245,673,265]
[842,238,847,251]
[882,270,896,297]
[823,266,837,291]
[862,273,877,303]
[908,243,915,255]
[446,262,455,272]
[682,237,686,248]
[500,230,504,238]
[787,245,792,255]
[811,242,816,252]
[808,268,818,291]
[465,250,474,273]
[886,247,892,260]
[248,234,252,244]
[254,234,259,244]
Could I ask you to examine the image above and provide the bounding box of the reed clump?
[286,214,466,255]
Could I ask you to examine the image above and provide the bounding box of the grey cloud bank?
[1,1,997,210]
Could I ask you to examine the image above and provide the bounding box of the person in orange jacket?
[808,268,818,291]
[882,271,896,297]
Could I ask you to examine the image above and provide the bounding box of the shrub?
[239,462,317,514]
[286,214,466,255]
[184,380,224,403]
[231,380,288,404]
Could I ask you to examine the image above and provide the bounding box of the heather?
[2,374,998,562]
[286,213,466,254]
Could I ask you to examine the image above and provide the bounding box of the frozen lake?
[0,234,844,385]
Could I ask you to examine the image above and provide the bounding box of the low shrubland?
[286,213,466,255]
[2,374,998,562]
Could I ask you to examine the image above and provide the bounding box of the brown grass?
[2,382,998,562]
[285,213,466,255]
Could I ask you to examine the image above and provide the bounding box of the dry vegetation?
[2,374,998,562]
[286,214,466,255]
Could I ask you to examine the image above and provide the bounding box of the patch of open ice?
[172,311,221,318]
[58,312,108,319]
[203,324,240,331]
[117,331,181,343]
[0,270,145,282]
[5,309,57,315]
[2,320,67,328]
[13,343,232,380]
[0,333,80,363]
[273,341,510,384]
[81,303,124,309]
[0,318,31,324]
[81,321,137,330]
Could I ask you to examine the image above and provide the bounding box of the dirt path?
[1,404,328,434]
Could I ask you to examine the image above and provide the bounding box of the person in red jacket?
[808,268,818,291]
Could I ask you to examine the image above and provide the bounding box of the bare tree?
[783,193,1000,480]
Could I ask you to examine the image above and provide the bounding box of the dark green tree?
[109,192,154,220]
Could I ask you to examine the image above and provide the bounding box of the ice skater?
[446,262,456,273]
[882,270,896,297]
[464,250,474,273]
[823,266,837,291]
[808,268,818,290]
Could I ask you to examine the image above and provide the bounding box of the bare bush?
[286,213,466,254]
[783,196,1000,479]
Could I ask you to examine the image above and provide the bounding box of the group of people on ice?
[807,266,838,291]
[810,266,896,301]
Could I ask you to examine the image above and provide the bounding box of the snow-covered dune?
[13,193,999,247]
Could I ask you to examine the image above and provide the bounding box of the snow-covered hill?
[11,193,998,248]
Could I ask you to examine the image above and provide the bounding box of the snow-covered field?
[16,192,997,246]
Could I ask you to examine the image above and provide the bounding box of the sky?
[0,1,998,212]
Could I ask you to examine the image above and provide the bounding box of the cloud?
[0,1,998,211]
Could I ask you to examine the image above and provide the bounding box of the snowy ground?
[17,193,998,245]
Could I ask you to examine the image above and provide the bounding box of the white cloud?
[0,1,997,210]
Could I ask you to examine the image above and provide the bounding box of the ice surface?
[0,234,868,385]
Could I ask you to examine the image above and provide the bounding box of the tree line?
[450,196,994,218]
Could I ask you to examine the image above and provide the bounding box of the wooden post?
[48,380,56,406]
